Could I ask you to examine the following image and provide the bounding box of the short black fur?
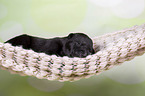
[5,33,95,58]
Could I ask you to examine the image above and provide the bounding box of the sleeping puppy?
[5,33,95,58]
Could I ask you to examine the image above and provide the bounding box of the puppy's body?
[5,33,94,58]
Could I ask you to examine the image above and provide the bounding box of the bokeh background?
[1,0,145,96]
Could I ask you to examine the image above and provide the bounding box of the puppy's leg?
[5,34,31,49]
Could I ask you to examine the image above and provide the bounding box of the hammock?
[0,24,145,82]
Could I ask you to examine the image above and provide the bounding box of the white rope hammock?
[0,24,145,82]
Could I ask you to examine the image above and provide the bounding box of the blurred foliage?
[1,0,145,96]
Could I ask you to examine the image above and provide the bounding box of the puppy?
[5,33,95,58]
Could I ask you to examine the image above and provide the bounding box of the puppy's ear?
[68,33,74,39]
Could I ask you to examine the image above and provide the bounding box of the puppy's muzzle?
[73,50,89,58]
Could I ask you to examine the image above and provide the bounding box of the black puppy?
[5,33,95,58]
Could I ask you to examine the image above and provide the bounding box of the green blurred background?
[1,0,145,96]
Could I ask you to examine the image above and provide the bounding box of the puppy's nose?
[79,50,87,57]
[83,53,87,57]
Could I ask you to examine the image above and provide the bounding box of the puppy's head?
[63,33,94,58]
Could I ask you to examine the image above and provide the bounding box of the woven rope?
[0,24,145,82]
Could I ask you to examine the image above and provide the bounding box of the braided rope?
[0,24,145,82]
